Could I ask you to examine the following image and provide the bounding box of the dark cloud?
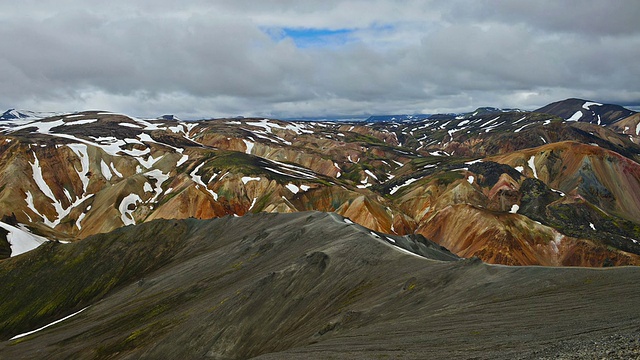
[0,1,638,118]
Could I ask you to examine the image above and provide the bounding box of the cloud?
[0,1,638,118]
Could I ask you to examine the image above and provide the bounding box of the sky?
[0,0,639,119]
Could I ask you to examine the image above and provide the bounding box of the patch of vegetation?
[251,192,273,213]
[429,171,465,186]
[338,281,374,311]
[0,219,189,340]
[344,133,386,146]
[529,196,640,256]
[208,151,262,174]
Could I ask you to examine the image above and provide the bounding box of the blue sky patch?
[265,27,355,48]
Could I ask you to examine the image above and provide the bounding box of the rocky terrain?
[0,212,639,359]
[1,98,640,359]
[1,98,639,266]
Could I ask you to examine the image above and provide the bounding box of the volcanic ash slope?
[0,212,639,359]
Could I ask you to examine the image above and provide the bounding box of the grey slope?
[0,212,638,359]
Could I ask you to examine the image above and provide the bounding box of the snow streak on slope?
[67,144,90,193]
[190,162,219,200]
[389,178,419,195]
[144,169,170,203]
[28,148,95,229]
[100,160,113,181]
[567,111,582,121]
[243,139,254,154]
[9,307,89,340]
[528,156,538,179]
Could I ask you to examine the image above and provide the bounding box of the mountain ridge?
[0,212,638,359]
[0,98,639,266]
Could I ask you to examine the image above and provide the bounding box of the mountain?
[0,212,639,359]
[364,114,431,122]
[0,109,61,123]
[0,101,639,266]
[534,98,636,125]
[609,112,640,144]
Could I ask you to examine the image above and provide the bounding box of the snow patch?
[242,176,261,184]
[243,139,254,154]
[467,176,474,185]
[67,144,90,192]
[248,197,258,211]
[0,221,48,257]
[509,204,519,214]
[364,169,378,181]
[64,119,97,126]
[285,183,300,194]
[389,178,419,195]
[528,156,538,179]
[118,194,142,226]
[143,182,153,193]
[29,152,94,228]
[100,160,113,181]
[144,169,169,203]
[176,154,189,167]
[267,159,317,180]
[567,111,582,121]
[75,211,87,230]
[30,152,57,202]
[136,154,161,169]
[110,162,123,178]
[190,162,218,200]
[514,123,531,133]
[582,101,602,110]
[118,122,142,128]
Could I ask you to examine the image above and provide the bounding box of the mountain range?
[1,98,640,358]
[1,98,639,266]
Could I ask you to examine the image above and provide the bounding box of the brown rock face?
[0,106,639,266]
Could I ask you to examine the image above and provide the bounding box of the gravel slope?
[0,212,638,359]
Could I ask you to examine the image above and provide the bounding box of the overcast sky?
[1,1,639,119]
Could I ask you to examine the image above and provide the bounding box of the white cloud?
[0,1,638,118]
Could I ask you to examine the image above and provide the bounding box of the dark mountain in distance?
[282,115,370,122]
[534,98,636,125]
[0,109,61,122]
[0,109,38,121]
[364,114,432,122]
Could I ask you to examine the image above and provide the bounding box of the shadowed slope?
[0,213,638,359]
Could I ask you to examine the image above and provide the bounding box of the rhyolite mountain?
[534,98,635,125]
[0,98,639,266]
[0,212,639,359]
